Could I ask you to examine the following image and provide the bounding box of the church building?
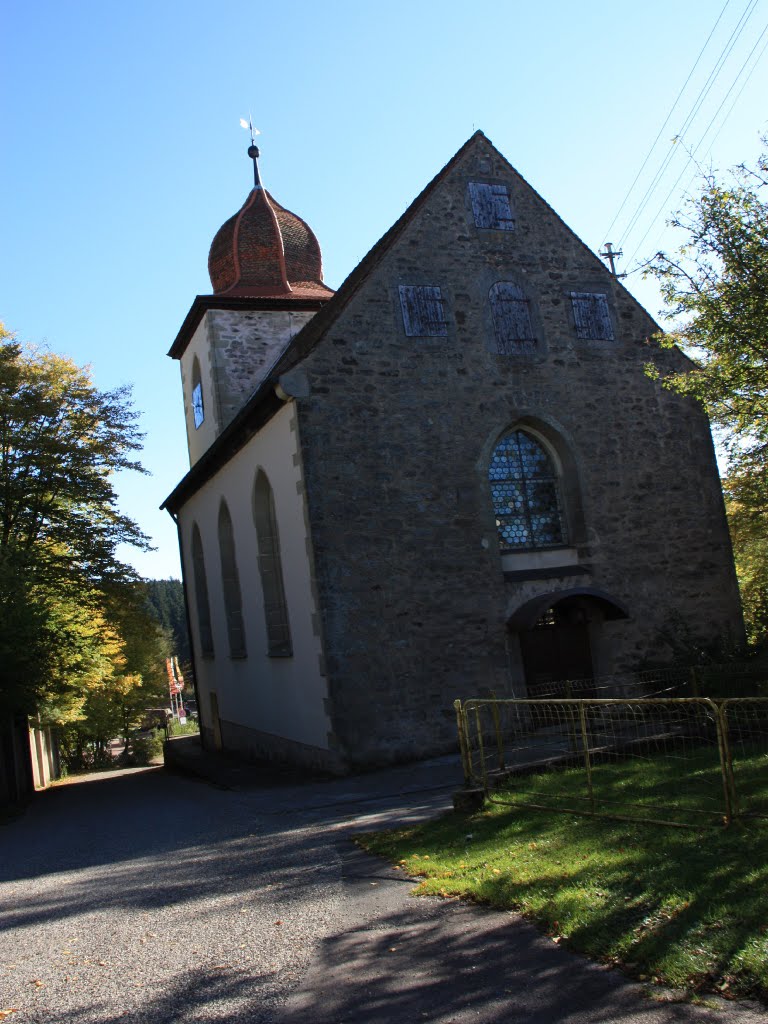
[162,131,742,772]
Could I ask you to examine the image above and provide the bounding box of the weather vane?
[239,115,262,188]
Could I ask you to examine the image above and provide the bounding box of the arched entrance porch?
[508,588,629,696]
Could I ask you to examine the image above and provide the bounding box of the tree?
[0,325,152,720]
[0,325,149,588]
[725,488,768,644]
[647,144,768,643]
[58,584,169,769]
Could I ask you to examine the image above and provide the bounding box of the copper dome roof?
[208,186,333,300]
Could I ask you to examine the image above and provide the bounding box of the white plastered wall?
[179,309,318,468]
[179,400,330,753]
[179,316,219,467]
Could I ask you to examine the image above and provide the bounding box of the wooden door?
[519,621,593,695]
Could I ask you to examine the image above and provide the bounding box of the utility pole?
[599,241,626,278]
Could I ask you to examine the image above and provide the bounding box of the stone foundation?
[219,718,347,775]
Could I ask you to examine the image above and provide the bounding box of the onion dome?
[208,148,333,299]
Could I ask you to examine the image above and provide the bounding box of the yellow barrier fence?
[454,696,768,828]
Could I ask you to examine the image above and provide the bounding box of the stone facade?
[166,133,742,771]
[205,308,317,429]
[179,307,318,465]
[288,135,741,766]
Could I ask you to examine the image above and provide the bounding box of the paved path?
[0,762,764,1023]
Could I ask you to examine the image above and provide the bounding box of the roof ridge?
[162,131,488,511]
[274,128,660,371]
[270,130,489,375]
[164,130,663,511]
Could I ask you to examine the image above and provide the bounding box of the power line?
[616,0,760,250]
[619,0,760,247]
[624,18,768,269]
[706,25,768,149]
[602,0,731,243]
[627,2,761,251]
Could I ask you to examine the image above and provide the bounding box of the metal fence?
[511,662,768,701]
[720,698,768,819]
[455,695,768,828]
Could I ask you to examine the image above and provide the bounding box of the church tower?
[168,142,334,466]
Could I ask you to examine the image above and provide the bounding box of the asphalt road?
[0,764,764,1024]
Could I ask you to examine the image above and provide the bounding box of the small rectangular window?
[469,182,515,230]
[570,292,614,341]
[399,285,448,337]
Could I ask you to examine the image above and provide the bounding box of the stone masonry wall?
[208,308,316,431]
[292,135,742,768]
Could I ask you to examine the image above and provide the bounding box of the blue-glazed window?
[192,382,204,429]
[191,356,205,429]
[489,431,564,550]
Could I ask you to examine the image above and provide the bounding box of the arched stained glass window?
[489,431,564,550]
[218,500,246,658]
[254,471,292,657]
[191,524,214,656]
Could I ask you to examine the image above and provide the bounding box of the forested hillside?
[143,579,190,666]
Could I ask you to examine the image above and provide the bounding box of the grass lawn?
[357,754,768,1001]
[481,747,753,825]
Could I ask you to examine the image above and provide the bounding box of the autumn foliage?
[0,325,167,765]
[648,144,768,644]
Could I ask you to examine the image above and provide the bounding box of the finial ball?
[248,145,260,160]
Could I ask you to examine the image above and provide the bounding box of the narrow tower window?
[489,430,565,550]
[254,471,292,657]
[191,356,205,429]
[191,524,214,657]
[218,501,246,658]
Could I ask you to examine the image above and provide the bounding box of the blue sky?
[3,1,767,580]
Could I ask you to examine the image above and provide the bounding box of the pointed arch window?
[218,500,246,658]
[489,430,565,550]
[489,283,536,356]
[191,524,214,657]
[253,470,292,657]
[191,356,204,429]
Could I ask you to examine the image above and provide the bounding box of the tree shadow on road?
[272,894,745,1024]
